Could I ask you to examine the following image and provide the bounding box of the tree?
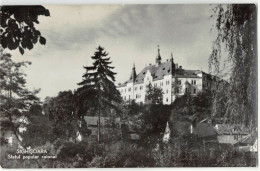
[44,91,90,143]
[172,77,182,96]
[77,46,121,143]
[145,83,163,104]
[21,103,52,147]
[0,6,50,54]
[210,4,257,129]
[0,51,40,146]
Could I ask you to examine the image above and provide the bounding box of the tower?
[156,45,162,66]
[129,63,137,82]
[170,52,176,75]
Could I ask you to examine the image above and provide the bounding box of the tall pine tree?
[77,46,121,143]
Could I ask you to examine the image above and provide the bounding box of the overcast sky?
[8,4,218,100]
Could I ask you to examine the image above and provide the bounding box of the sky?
[7,4,218,100]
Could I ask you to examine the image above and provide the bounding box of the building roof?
[235,131,257,146]
[193,123,217,138]
[117,60,202,88]
[175,69,202,78]
[215,124,249,135]
[84,116,120,127]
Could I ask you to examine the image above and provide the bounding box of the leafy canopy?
[0,6,50,54]
[210,4,257,128]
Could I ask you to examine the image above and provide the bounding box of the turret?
[156,45,162,66]
[129,63,137,82]
[171,52,176,76]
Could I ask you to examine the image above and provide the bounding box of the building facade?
[117,47,218,105]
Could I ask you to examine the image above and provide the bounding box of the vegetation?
[0,6,50,54]
[145,83,164,104]
[0,51,40,146]
[77,46,121,143]
[210,4,257,129]
[0,4,257,168]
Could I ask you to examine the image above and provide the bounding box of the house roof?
[194,123,217,138]
[215,124,249,135]
[84,116,120,126]
[235,131,257,145]
[117,61,202,88]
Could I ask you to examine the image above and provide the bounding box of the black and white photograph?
[0,2,258,168]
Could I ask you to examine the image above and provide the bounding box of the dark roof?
[194,123,217,138]
[84,116,120,126]
[235,131,257,145]
[175,70,201,78]
[215,124,249,135]
[117,61,202,88]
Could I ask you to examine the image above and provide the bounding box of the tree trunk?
[98,107,101,144]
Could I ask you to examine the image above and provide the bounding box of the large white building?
[117,47,217,105]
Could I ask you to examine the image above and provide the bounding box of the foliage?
[169,92,212,137]
[145,83,164,104]
[210,4,257,128]
[42,91,90,142]
[0,51,40,146]
[77,46,121,142]
[21,104,52,147]
[0,6,50,54]
[172,77,183,95]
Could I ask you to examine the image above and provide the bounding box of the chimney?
[179,66,182,69]
[176,63,178,69]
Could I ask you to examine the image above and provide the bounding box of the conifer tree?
[77,46,121,143]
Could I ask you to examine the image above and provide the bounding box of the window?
[191,80,197,85]
[166,98,168,102]
[166,89,168,94]
[136,94,138,98]
[185,88,188,93]
[135,87,137,91]
[178,80,182,85]
[140,86,143,90]
[129,95,130,100]
[124,96,126,100]
[194,89,196,94]
[128,88,131,92]
[155,83,157,87]
[125,89,126,92]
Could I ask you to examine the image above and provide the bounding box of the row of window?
[120,85,144,93]
[120,80,199,93]
[191,80,197,85]
[185,88,197,94]
[123,95,170,102]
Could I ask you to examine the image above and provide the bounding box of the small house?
[234,131,257,152]
[215,124,249,145]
